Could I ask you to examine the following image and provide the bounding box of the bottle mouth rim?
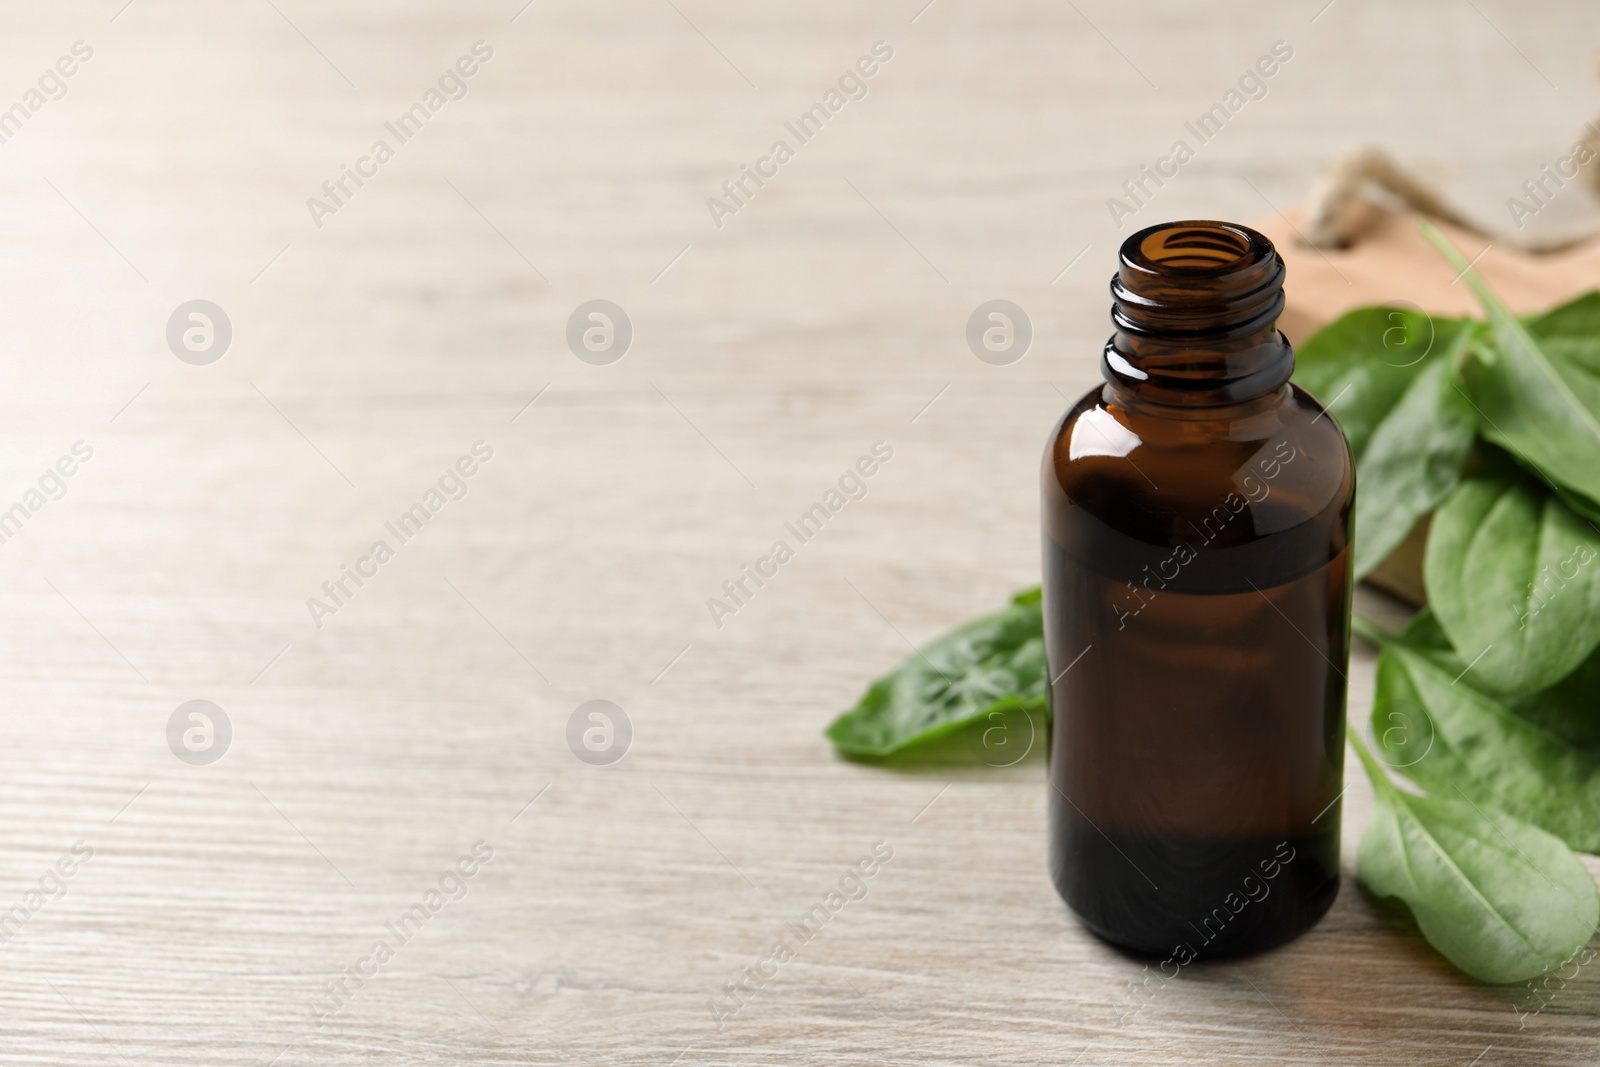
[1111,219,1284,335]
[1120,221,1273,278]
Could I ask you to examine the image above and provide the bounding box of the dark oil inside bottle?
[1043,222,1353,959]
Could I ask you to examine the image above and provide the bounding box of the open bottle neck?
[1100,221,1293,409]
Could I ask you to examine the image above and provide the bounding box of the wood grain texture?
[0,1,1597,1063]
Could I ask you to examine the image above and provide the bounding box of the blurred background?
[2,1,1598,1064]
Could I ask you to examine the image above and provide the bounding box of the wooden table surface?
[3,1,1598,1063]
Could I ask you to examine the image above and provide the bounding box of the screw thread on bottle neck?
[1103,221,1292,408]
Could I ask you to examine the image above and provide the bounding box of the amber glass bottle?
[1042,221,1353,959]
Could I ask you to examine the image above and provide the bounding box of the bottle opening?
[1136,223,1255,271]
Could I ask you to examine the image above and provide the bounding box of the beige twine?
[1300,141,1600,253]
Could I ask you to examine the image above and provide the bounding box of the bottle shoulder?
[1043,383,1353,557]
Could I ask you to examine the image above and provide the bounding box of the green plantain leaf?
[1424,224,1600,505]
[1512,646,1600,751]
[1350,729,1599,985]
[1398,605,1451,651]
[1525,292,1600,426]
[1525,289,1600,338]
[1371,641,1600,852]
[1348,344,1478,578]
[1424,472,1600,695]
[826,587,1045,758]
[1292,307,1477,579]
